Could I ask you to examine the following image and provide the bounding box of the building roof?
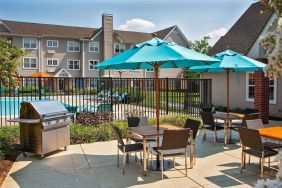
[209,2,274,56]
[0,19,176,43]
[155,26,176,39]
[0,20,97,39]
[114,30,152,44]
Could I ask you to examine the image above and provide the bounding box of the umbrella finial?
[151,33,157,38]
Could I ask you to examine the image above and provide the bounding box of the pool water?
[0,97,49,117]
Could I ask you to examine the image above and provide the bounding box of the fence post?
[165,77,169,115]
[38,77,42,100]
[110,77,113,112]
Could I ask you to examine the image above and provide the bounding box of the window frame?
[46,58,59,67]
[89,42,99,53]
[47,40,59,48]
[89,59,99,70]
[22,57,38,70]
[23,37,37,49]
[67,41,80,52]
[67,59,80,70]
[245,72,277,104]
[114,43,125,53]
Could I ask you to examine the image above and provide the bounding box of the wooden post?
[154,64,160,130]
[226,70,230,116]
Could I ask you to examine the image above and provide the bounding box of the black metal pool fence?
[0,77,212,126]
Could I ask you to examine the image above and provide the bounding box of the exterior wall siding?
[203,72,282,118]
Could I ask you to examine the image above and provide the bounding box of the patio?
[2,122,280,188]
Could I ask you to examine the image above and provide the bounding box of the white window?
[246,72,277,104]
[114,43,125,53]
[89,60,99,70]
[146,68,154,72]
[67,41,80,52]
[269,79,277,104]
[23,38,37,49]
[47,58,59,66]
[89,42,99,52]
[23,57,37,69]
[67,60,80,70]
[47,40,59,48]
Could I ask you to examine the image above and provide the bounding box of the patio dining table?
[213,112,245,146]
[259,126,282,141]
[127,124,192,173]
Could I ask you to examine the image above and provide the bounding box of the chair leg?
[240,151,244,173]
[173,156,176,169]
[123,152,126,175]
[260,157,265,178]
[117,148,120,167]
[243,153,246,169]
[135,152,137,163]
[248,155,251,165]
[202,129,207,142]
[140,152,143,165]
[193,145,196,165]
[161,154,164,179]
[213,129,216,146]
[185,153,188,177]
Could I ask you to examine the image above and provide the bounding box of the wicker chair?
[200,112,224,145]
[238,127,278,178]
[127,117,156,143]
[112,126,144,175]
[151,129,190,179]
[184,118,201,166]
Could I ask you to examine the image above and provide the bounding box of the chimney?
[102,14,113,61]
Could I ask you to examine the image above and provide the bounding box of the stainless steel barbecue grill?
[9,100,72,158]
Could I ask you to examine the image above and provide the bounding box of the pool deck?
[1,125,280,188]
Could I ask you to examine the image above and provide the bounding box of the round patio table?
[213,112,245,146]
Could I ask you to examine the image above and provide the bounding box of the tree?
[259,0,282,79]
[0,40,25,86]
[191,35,212,55]
[182,36,212,78]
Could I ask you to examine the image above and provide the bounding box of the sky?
[0,0,256,45]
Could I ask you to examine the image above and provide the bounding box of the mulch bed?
[0,142,21,187]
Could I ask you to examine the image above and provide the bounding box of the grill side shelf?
[8,118,41,124]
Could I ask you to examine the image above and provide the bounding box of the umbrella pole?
[154,64,160,130]
[226,70,230,116]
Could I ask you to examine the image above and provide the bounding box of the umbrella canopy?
[189,49,266,115]
[96,37,219,131]
[96,38,219,70]
[189,50,266,72]
[30,72,52,77]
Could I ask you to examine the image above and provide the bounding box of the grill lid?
[25,100,68,117]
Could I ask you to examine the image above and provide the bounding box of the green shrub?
[112,121,128,138]
[0,126,19,159]
[148,115,187,127]
[70,124,96,144]
[94,124,113,141]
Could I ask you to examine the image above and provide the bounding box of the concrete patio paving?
[1,129,279,188]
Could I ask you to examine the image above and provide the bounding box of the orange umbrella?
[30,72,52,77]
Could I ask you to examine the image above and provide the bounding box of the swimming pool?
[0,97,50,117]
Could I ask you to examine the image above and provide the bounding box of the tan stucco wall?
[203,72,282,118]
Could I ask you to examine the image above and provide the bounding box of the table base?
[149,159,174,171]
[216,137,239,145]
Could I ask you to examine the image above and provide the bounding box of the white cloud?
[206,27,228,45]
[117,18,156,32]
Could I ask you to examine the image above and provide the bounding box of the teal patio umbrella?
[96,37,219,130]
[189,50,266,115]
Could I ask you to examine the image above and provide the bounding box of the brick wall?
[254,71,269,124]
